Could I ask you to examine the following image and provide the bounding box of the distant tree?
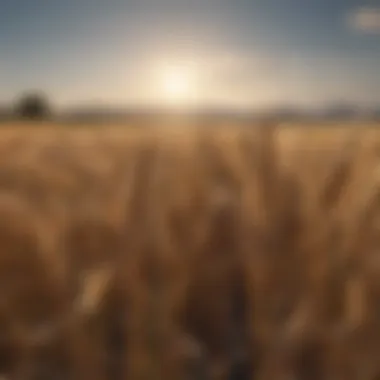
[0,106,10,121]
[15,92,51,120]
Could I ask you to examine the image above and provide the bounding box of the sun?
[159,63,198,107]
[163,71,191,99]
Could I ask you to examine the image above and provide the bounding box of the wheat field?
[0,122,380,380]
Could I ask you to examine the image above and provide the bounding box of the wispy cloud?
[347,7,380,33]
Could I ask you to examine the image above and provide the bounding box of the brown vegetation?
[0,123,379,380]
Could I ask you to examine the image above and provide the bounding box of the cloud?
[347,7,380,33]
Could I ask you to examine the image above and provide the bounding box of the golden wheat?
[0,123,379,380]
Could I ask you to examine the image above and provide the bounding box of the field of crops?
[1,122,380,380]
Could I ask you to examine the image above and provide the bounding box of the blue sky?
[1,0,380,109]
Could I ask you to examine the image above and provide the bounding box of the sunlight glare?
[159,63,199,107]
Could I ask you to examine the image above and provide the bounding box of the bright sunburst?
[158,63,199,107]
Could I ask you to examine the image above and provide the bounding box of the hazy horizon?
[1,0,380,110]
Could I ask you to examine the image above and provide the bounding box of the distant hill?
[3,102,379,124]
[59,105,257,124]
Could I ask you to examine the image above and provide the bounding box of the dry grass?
[0,122,379,379]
